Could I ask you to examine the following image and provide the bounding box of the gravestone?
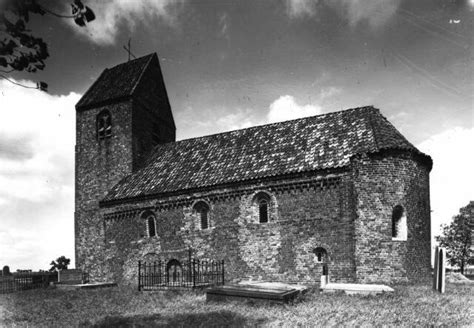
[2,265,11,276]
[433,246,446,293]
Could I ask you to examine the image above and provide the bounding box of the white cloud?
[417,127,474,242]
[285,0,317,18]
[218,12,230,39]
[285,0,401,28]
[175,106,257,140]
[176,95,325,139]
[0,79,79,270]
[319,86,342,100]
[267,95,322,123]
[64,0,185,45]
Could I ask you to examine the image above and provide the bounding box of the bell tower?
[74,53,175,279]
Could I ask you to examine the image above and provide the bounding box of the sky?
[0,0,473,271]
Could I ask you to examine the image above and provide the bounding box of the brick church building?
[75,53,432,285]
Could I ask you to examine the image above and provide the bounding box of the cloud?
[175,106,258,140]
[0,134,35,161]
[267,95,322,123]
[285,0,401,28]
[218,12,230,39]
[64,0,185,45]
[319,86,342,100]
[176,95,325,139]
[417,127,474,242]
[0,79,79,270]
[285,0,318,18]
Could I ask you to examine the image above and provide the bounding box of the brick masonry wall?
[100,173,356,285]
[75,101,134,279]
[131,59,176,171]
[75,96,176,281]
[98,175,355,284]
[131,100,175,171]
[352,151,431,283]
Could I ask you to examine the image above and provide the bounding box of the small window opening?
[97,110,112,139]
[254,192,271,224]
[259,199,268,223]
[194,201,210,230]
[313,247,328,263]
[392,205,407,240]
[147,216,156,237]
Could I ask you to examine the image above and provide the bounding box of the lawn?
[0,282,473,327]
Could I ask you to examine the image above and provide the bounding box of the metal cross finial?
[123,38,137,61]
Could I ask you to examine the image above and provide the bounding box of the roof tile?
[103,106,427,202]
[76,54,155,109]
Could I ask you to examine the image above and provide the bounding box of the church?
[74,53,432,285]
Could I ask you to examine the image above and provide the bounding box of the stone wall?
[100,173,356,285]
[352,150,431,283]
[75,101,134,280]
[75,96,175,280]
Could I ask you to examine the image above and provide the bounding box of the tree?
[0,0,95,91]
[435,202,473,274]
[49,256,71,272]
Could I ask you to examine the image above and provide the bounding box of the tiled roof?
[103,106,430,203]
[76,54,155,110]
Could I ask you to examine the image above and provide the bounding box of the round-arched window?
[193,201,210,230]
[392,205,407,240]
[141,211,156,238]
[313,247,328,263]
[97,110,112,139]
[254,192,271,224]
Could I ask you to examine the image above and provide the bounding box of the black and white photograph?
[0,0,473,326]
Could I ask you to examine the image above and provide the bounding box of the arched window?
[254,192,271,224]
[97,110,112,139]
[140,210,157,238]
[313,247,328,263]
[194,201,210,230]
[392,205,407,240]
[147,215,156,237]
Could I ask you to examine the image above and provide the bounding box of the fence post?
[138,260,141,291]
[221,260,225,285]
[153,262,156,287]
[192,259,196,288]
[158,260,161,285]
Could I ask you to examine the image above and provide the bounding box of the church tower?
[74,53,175,278]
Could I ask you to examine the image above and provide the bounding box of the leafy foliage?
[436,206,473,274]
[49,256,71,272]
[0,0,49,73]
[0,0,95,77]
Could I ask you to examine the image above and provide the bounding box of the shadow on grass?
[79,310,266,328]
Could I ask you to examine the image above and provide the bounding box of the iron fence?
[138,259,224,291]
[0,271,58,294]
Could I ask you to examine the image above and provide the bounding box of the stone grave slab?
[321,283,394,295]
[206,284,300,304]
[55,282,117,290]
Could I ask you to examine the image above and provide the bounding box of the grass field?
[0,282,473,327]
